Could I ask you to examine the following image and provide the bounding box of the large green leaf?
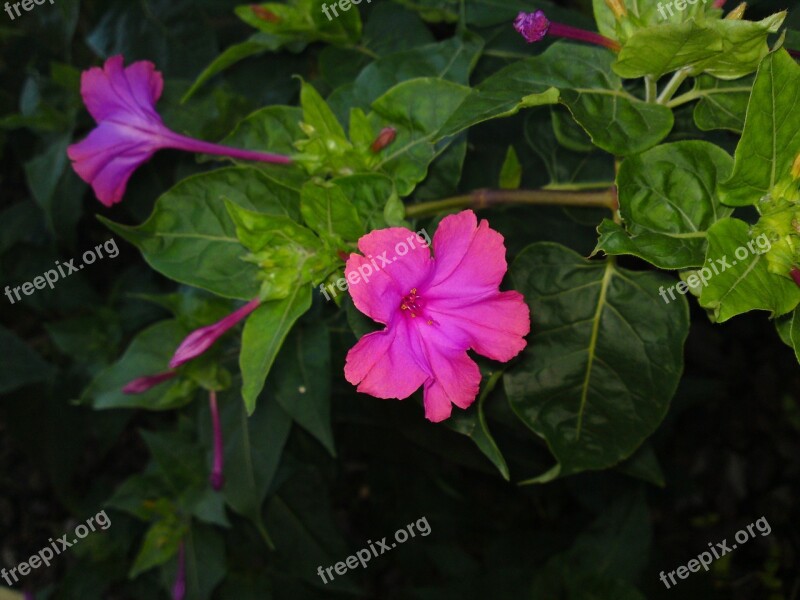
[595,141,733,269]
[369,78,471,195]
[222,390,292,546]
[271,323,335,456]
[436,43,673,155]
[345,34,483,111]
[720,50,800,206]
[613,20,722,79]
[699,218,800,322]
[505,244,689,481]
[687,13,786,80]
[103,167,299,300]
[240,285,313,413]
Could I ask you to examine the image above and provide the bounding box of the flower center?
[400,288,435,325]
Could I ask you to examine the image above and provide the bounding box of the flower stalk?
[209,390,225,491]
[404,188,618,219]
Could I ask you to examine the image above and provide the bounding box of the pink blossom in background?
[344,210,531,422]
[67,56,292,206]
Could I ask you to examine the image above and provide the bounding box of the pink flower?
[344,210,530,422]
[169,298,261,369]
[67,56,292,207]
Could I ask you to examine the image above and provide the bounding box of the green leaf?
[447,370,510,480]
[220,105,305,159]
[688,12,786,80]
[224,199,330,300]
[437,43,674,156]
[506,243,689,481]
[613,20,722,79]
[346,34,483,111]
[498,145,522,189]
[691,74,753,133]
[720,50,800,207]
[594,141,733,269]
[236,0,360,45]
[183,524,226,600]
[300,180,364,243]
[789,307,800,365]
[332,173,398,229]
[699,218,800,321]
[370,77,471,195]
[272,323,336,456]
[240,285,313,414]
[222,392,292,546]
[0,325,53,394]
[129,512,187,578]
[83,321,195,411]
[103,167,299,300]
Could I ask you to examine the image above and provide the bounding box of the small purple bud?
[514,10,551,43]
[169,298,261,369]
[791,267,800,288]
[209,390,225,491]
[24,591,35,600]
[172,541,186,600]
[123,371,177,394]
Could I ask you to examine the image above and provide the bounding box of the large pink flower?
[67,56,291,206]
[344,210,530,422]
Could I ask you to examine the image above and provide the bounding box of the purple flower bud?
[209,390,225,491]
[123,371,177,394]
[514,10,551,43]
[172,541,186,600]
[791,267,800,288]
[169,298,261,369]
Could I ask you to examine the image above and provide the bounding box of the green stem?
[405,188,617,218]
[645,75,657,103]
[543,181,616,191]
[657,69,690,105]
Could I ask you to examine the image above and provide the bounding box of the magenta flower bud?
[169,298,261,369]
[209,390,225,491]
[370,127,397,153]
[791,267,800,288]
[172,541,186,600]
[123,371,177,394]
[514,10,551,43]
[514,10,621,51]
[713,0,726,7]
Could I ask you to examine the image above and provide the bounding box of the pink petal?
[426,210,508,299]
[67,121,160,206]
[345,253,398,325]
[356,227,433,294]
[344,319,428,399]
[416,335,481,422]
[427,291,530,362]
[81,56,164,123]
